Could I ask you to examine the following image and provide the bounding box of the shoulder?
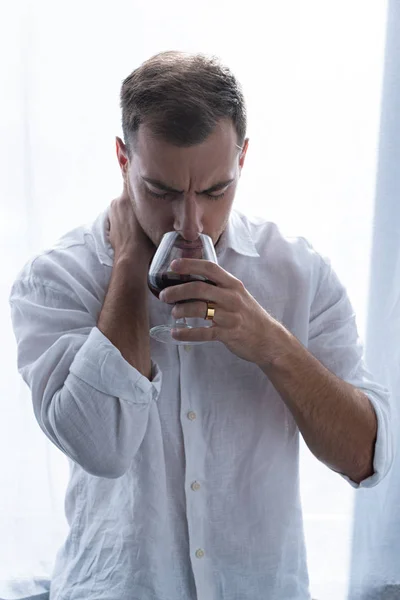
[236,208,324,270]
[10,210,109,303]
[231,209,334,305]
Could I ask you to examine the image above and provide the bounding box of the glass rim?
[161,231,213,242]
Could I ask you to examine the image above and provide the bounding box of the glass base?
[150,323,205,345]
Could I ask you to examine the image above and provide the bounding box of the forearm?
[98,253,151,380]
[257,320,377,484]
[45,368,151,478]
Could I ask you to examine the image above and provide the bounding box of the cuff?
[342,387,393,489]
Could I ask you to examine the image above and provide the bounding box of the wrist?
[256,318,297,373]
[114,252,149,287]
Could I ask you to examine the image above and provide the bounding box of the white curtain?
[349,1,400,598]
[0,2,390,599]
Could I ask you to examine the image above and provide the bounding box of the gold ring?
[205,301,216,321]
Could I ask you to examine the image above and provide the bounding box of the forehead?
[133,119,239,183]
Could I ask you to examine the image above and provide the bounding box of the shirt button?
[195,549,205,559]
[191,481,201,491]
[187,411,197,421]
[184,345,192,352]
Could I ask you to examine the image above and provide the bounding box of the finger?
[172,301,236,328]
[160,281,232,306]
[171,324,218,343]
[170,259,236,289]
[172,301,208,320]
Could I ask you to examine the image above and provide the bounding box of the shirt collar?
[92,207,114,267]
[216,209,260,258]
[93,206,260,268]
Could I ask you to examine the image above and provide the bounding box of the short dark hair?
[120,50,247,155]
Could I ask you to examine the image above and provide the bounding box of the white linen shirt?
[9,206,392,600]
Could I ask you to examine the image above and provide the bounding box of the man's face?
[116,118,249,249]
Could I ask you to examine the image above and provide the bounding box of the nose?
[174,196,203,241]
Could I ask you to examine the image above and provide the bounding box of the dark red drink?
[148,271,216,301]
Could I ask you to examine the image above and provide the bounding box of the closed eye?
[206,191,226,200]
[147,189,226,201]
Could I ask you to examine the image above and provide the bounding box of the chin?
[154,233,166,247]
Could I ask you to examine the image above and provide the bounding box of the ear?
[115,136,129,176]
[239,138,249,170]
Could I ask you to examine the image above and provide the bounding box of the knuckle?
[208,262,217,276]
[235,277,245,291]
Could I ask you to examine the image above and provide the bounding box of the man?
[9,51,392,600]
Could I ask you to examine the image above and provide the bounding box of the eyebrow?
[141,176,235,195]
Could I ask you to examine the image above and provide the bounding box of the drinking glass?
[148,232,218,345]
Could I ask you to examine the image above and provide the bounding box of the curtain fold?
[349,0,400,598]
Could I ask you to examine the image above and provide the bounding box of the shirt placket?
[179,343,214,600]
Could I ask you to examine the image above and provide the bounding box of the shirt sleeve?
[307,254,393,489]
[9,276,162,479]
